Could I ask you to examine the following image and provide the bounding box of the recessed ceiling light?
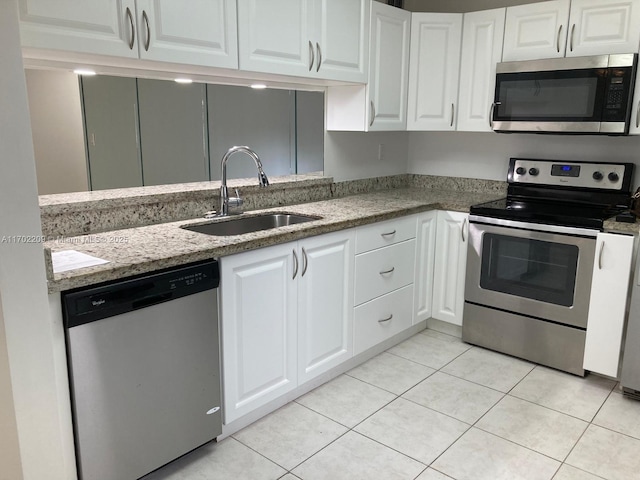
[73,69,96,76]
[174,78,193,84]
[250,83,267,90]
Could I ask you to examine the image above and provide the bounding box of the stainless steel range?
[463,158,634,376]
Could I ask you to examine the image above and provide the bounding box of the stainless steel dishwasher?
[63,260,222,480]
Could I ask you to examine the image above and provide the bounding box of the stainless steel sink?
[182,213,320,236]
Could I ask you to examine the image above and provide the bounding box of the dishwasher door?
[63,261,221,480]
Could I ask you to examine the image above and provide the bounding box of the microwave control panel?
[509,158,632,190]
[602,66,635,122]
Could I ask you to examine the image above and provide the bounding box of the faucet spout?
[218,146,269,216]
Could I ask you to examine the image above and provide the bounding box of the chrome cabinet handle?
[370,100,375,127]
[308,40,314,71]
[489,102,500,128]
[316,42,322,72]
[450,103,454,127]
[570,23,575,52]
[379,267,395,275]
[636,100,640,128]
[381,230,396,237]
[126,7,135,50]
[301,247,308,277]
[556,25,563,53]
[461,218,467,242]
[143,10,151,51]
[598,240,604,270]
[378,314,393,323]
[292,249,299,279]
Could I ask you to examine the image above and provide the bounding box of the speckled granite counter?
[604,218,640,234]
[44,187,502,293]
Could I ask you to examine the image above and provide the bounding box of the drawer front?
[354,285,414,355]
[355,215,417,254]
[355,239,416,306]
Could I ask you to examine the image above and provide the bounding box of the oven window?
[480,234,578,307]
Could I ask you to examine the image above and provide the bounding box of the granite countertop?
[45,188,501,293]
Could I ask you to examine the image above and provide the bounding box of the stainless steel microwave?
[492,54,637,135]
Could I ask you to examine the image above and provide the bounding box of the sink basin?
[182,213,321,236]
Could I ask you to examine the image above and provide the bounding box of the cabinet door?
[502,0,570,61]
[82,76,143,190]
[432,211,468,326]
[137,79,209,185]
[457,8,506,132]
[135,0,238,68]
[297,230,355,384]
[313,0,369,82]
[237,0,313,77]
[584,233,634,377]
[414,211,437,324]
[567,0,640,57]
[368,1,411,131]
[220,243,298,424]
[407,13,462,131]
[18,0,138,58]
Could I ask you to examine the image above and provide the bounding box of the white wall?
[0,2,76,479]
[408,131,640,186]
[324,131,409,181]
[25,69,88,194]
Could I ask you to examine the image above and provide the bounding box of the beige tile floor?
[144,328,640,480]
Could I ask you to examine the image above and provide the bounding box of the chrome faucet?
[218,146,269,216]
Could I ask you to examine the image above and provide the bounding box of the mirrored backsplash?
[25,69,324,195]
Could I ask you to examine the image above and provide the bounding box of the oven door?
[465,217,597,328]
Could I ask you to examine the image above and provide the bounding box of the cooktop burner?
[471,158,635,230]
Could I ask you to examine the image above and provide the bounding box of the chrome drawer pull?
[316,42,322,72]
[381,230,396,237]
[143,10,151,51]
[570,23,575,52]
[126,7,135,50]
[308,41,314,71]
[301,247,308,277]
[556,24,563,53]
[461,218,467,242]
[378,314,393,323]
[379,267,395,275]
[598,240,604,270]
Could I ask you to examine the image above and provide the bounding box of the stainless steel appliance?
[492,54,637,135]
[622,243,640,399]
[63,260,222,480]
[464,158,634,376]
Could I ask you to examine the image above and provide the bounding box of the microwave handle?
[489,102,501,128]
[636,100,640,129]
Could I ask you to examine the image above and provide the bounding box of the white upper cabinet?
[18,0,139,58]
[502,0,570,61]
[407,13,462,131]
[367,2,411,130]
[457,8,506,132]
[134,0,238,68]
[238,0,369,82]
[325,2,410,131]
[567,0,640,57]
[504,0,640,61]
[19,0,238,68]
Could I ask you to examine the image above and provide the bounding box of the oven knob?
[608,172,620,182]
[529,167,539,176]
[516,167,526,175]
[592,171,603,181]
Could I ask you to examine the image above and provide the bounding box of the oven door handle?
[468,215,599,238]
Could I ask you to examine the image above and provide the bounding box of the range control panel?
[509,158,632,191]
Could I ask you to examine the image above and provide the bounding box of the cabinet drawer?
[354,285,414,355]
[355,239,416,306]
[355,215,417,254]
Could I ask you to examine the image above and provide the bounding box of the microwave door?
[492,68,607,133]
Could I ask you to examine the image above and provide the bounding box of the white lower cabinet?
[432,210,469,326]
[584,232,635,377]
[220,229,354,423]
[414,210,437,323]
